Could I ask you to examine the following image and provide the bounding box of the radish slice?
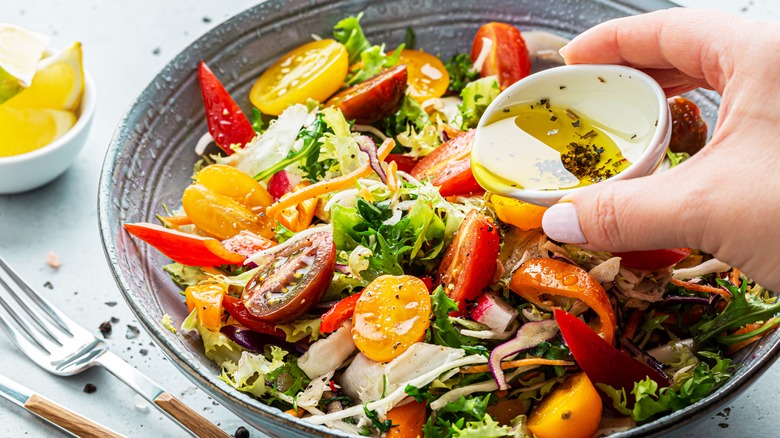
[472,292,519,333]
[489,319,559,390]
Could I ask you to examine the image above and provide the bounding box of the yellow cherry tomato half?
[526,372,603,438]
[352,275,432,362]
[182,164,275,240]
[488,193,547,231]
[394,49,449,102]
[185,280,227,331]
[250,39,348,115]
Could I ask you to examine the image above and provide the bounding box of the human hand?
[541,8,780,290]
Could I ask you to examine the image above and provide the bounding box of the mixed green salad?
[125,14,779,438]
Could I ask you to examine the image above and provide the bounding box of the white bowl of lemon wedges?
[0,23,96,194]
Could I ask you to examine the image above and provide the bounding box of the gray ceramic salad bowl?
[98,0,780,436]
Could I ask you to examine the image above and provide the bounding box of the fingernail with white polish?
[542,203,587,243]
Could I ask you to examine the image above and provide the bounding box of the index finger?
[560,8,742,93]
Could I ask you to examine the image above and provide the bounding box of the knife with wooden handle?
[0,373,124,438]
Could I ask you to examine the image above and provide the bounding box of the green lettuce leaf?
[598,351,732,422]
[163,263,208,289]
[348,43,404,85]
[692,279,780,344]
[459,76,500,129]
[444,53,480,94]
[429,286,485,349]
[423,394,495,438]
[452,415,511,438]
[275,316,321,343]
[333,14,372,64]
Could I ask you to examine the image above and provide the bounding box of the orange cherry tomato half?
[436,210,500,313]
[182,164,275,240]
[250,39,349,116]
[510,258,617,345]
[410,129,483,197]
[352,275,432,362]
[470,22,531,90]
[526,372,603,438]
[185,280,226,331]
[488,193,547,231]
[393,49,450,102]
[242,231,336,323]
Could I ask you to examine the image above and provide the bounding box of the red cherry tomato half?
[386,154,420,174]
[436,210,500,313]
[410,129,484,197]
[470,22,531,90]
[222,295,286,338]
[242,232,336,323]
[612,248,691,271]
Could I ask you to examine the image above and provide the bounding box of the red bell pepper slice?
[198,61,256,154]
[124,223,245,267]
[612,248,691,271]
[554,309,668,393]
[222,295,286,338]
[320,292,363,334]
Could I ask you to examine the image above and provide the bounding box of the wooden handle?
[24,393,124,438]
[153,392,229,438]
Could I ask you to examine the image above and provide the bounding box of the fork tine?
[0,288,60,354]
[0,273,69,345]
[0,256,83,336]
[0,297,52,363]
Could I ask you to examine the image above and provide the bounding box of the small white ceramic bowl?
[471,64,670,206]
[0,71,96,194]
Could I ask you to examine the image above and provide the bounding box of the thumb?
[541,168,708,251]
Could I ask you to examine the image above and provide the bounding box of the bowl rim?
[0,69,97,164]
[97,0,780,436]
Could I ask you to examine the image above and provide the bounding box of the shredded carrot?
[670,278,731,300]
[461,357,574,374]
[730,268,742,288]
[726,318,780,355]
[285,408,305,418]
[265,138,395,218]
[386,160,399,192]
[623,310,643,341]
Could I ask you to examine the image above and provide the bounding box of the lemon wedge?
[0,106,76,157]
[5,42,84,112]
[0,23,50,104]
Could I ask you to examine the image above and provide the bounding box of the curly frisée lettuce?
[332,13,404,86]
[598,351,732,422]
[181,310,310,404]
[459,76,500,129]
[331,180,466,280]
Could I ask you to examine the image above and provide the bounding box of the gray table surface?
[0,0,777,437]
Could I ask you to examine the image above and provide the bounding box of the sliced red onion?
[334,263,350,275]
[356,135,387,184]
[620,336,668,379]
[489,319,559,390]
[654,296,711,307]
[220,325,303,354]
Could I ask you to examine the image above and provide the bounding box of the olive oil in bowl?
[472,99,634,192]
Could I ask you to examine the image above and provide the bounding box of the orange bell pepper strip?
[274,182,318,233]
[265,138,395,218]
[385,400,426,438]
[185,280,226,331]
[124,222,245,266]
[510,257,617,345]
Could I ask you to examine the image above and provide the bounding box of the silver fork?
[0,256,229,438]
